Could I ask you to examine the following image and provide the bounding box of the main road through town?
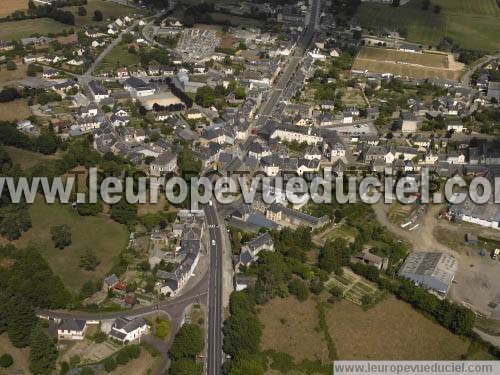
[205,202,225,375]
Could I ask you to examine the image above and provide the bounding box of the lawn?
[208,12,264,28]
[0,18,68,41]
[0,0,28,17]
[327,297,469,359]
[13,197,129,293]
[0,99,32,122]
[99,44,141,71]
[353,47,464,81]
[258,296,329,363]
[108,349,162,375]
[5,146,60,170]
[353,0,500,51]
[65,0,146,27]
[0,334,30,374]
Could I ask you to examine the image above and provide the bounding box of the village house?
[57,319,88,341]
[149,151,178,176]
[270,125,323,145]
[109,317,149,343]
[235,232,275,270]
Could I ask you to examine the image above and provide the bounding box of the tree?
[29,324,58,375]
[169,359,203,375]
[76,201,102,216]
[50,224,72,249]
[27,64,43,77]
[6,297,37,348]
[78,6,87,16]
[103,357,117,372]
[422,0,431,10]
[288,278,309,301]
[110,200,137,225]
[222,311,261,358]
[227,354,265,375]
[6,61,17,71]
[0,354,13,368]
[195,86,216,107]
[79,249,100,271]
[93,9,103,21]
[433,5,442,13]
[169,324,204,360]
[115,349,130,365]
[310,277,324,295]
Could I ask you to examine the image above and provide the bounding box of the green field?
[13,197,129,293]
[353,0,500,51]
[5,146,60,170]
[0,18,67,40]
[99,44,141,71]
[65,0,146,27]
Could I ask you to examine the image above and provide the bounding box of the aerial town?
[0,0,500,374]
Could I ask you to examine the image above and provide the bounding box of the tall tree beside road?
[169,324,204,360]
[169,324,204,375]
[29,324,58,375]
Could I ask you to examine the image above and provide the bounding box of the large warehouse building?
[398,252,458,298]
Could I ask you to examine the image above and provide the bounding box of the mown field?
[0,0,28,17]
[259,296,328,363]
[352,46,464,80]
[357,47,449,68]
[65,0,146,27]
[0,18,67,40]
[5,145,60,170]
[353,0,500,51]
[0,334,30,374]
[259,295,471,366]
[98,44,141,71]
[327,297,469,359]
[0,99,32,122]
[13,197,129,293]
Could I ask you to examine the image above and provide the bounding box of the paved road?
[461,53,500,86]
[256,0,321,127]
[205,202,225,375]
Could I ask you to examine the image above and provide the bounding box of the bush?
[0,353,13,368]
[103,357,117,372]
[115,349,130,365]
[125,345,141,359]
[288,278,309,301]
[93,10,103,21]
[6,61,16,71]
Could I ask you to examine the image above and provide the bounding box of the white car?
[211,240,216,246]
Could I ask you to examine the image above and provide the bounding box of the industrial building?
[398,252,458,298]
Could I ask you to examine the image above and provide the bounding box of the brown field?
[353,47,464,81]
[327,297,469,360]
[0,0,28,17]
[0,333,30,374]
[109,350,161,375]
[219,36,238,49]
[0,99,32,122]
[259,296,329,362]
[357,47,449,68]
[0,64,27,86]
